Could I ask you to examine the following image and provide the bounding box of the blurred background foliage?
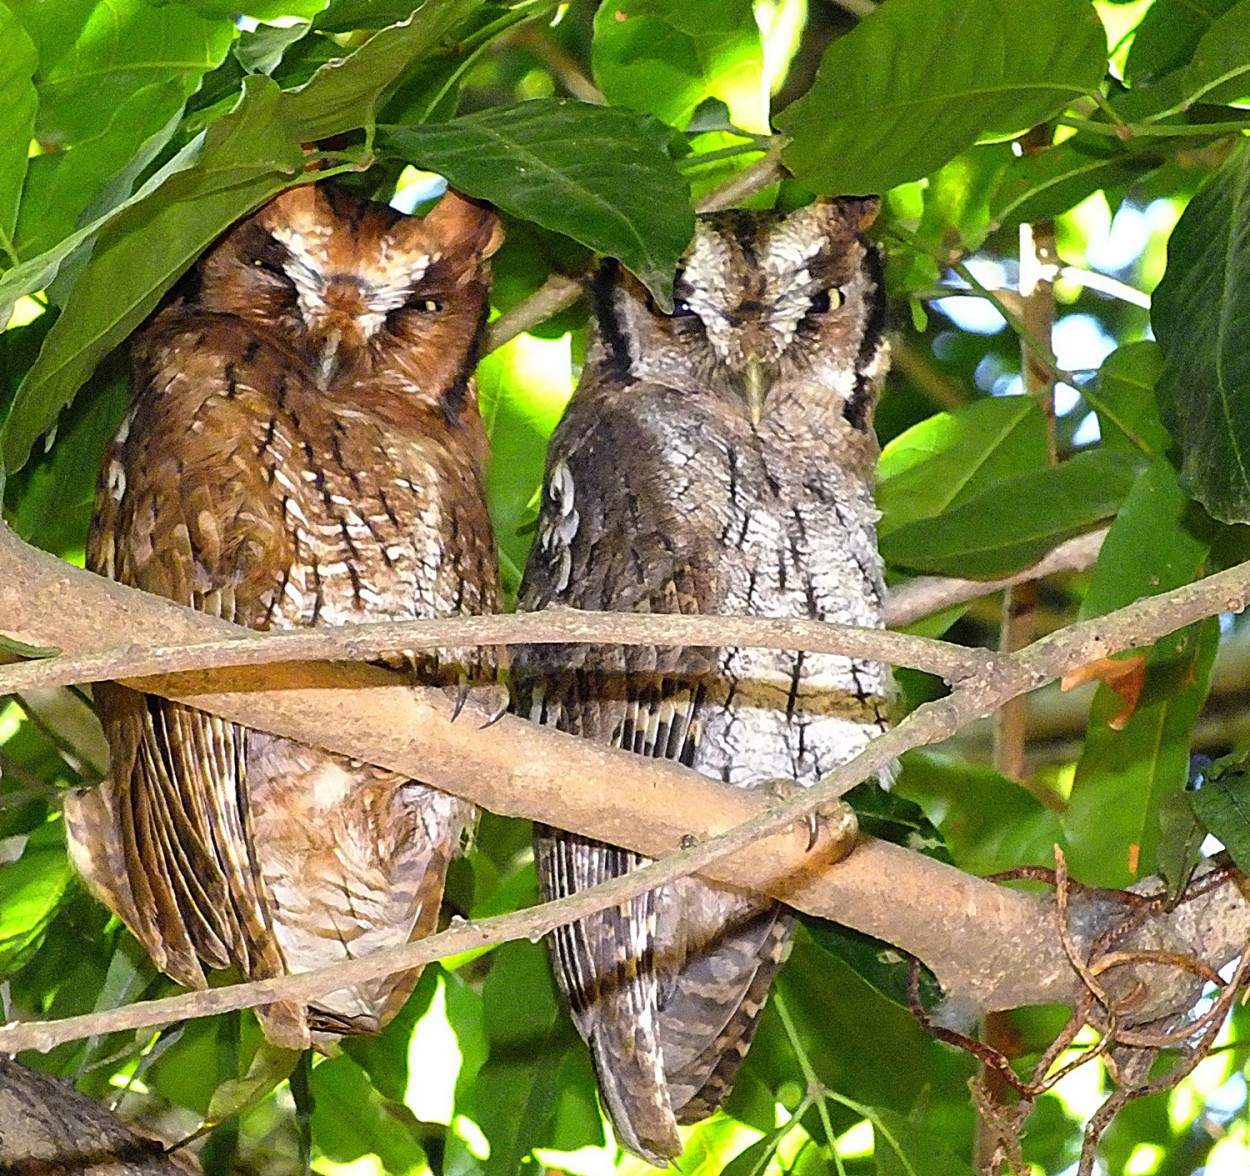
[4,0,1250,1172]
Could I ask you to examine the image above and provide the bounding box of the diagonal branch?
[1,522,1249,1055]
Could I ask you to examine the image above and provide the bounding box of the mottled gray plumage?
[512,198,892,1163]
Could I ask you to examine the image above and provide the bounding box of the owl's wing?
[68,332,305,1046]
[518,390,776,1161]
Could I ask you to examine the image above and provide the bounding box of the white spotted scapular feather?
[513,198,892,1163]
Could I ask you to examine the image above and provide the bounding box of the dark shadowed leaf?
[379,100,694,306]
[1189,758,1250,871]
[777,0,1107,194]
[1154,141,1250,522]
[1085,341,1170,458]
[990,139,1162,230]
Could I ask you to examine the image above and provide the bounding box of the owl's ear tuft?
[839,195,881,232]
[421,189,505,261]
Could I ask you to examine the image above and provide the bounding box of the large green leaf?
[776,0,1107,194]
[1064,460,1217,887]
[379,100,695,306]
[876,396,1047,538]
[475,939,591,1174]
[0,819,75,976]
[311,1054,429,1173]
[1189,757,1250,873]
[1154,140,1250,522]
[0,3,37,254]
[1123,0,1239,85]
[14,0,237,258]
[591,0,766,132]
[880,447,1137,578]
[990,138,1162,230]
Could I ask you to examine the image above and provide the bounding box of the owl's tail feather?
[588,1006,683,1165]
[670,907,796,1124]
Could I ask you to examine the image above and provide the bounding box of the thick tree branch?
[1,522,1249,1056]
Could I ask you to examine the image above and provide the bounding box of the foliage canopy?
[5,0,1250,1173]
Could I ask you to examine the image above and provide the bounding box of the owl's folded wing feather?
[517,391,727,1161]
[69,341,305,1045]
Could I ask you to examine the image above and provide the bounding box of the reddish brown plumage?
[67,182,503,1047]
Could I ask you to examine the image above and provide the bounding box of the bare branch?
[884,528,1107,628]
[0,611,997,697]
[2,521,1250,1056]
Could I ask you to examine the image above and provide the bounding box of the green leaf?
[311,1054,429,1174]
[895,751,1064,878]
[877,396,1047,538]
[379,100,694,306]
[15,0,237,258]
[1123,0,1239,86]
[591,0,766,132]
[1084,341,1170,458]
[0,819,74,976]
[1189,759,1250,872]
[1,0,481,475]
[1154,141,1250,522]
[1065,460,1217,886]
[880,447,1137,578]
[0,76,306,475]
[990,138,1161,229]
[476,939,582,1174]
[0,3,37,254]
[776,0,1107,194]
[917,145,1012,252]
[205,1041,301,1127]
[873,1107,977,1176]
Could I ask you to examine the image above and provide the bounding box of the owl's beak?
[315,329,342,387]
[743,353,774,424]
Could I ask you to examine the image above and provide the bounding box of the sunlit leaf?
[880,448,1137,578]
[877,396,1047,538]
[0,5,37,253]
[0,820,74,976]
[777,0,1107,194]
[15,0,237,259]
[379,100,695,306]
[592,0,766,133]
[205,1040,300,1128]
[873,1107,977,1176]
[311,1054,429,1173]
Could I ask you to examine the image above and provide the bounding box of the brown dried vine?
[907,852,1250,1175]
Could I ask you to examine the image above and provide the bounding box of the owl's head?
[195,183,503,398]
[591,197,888,435]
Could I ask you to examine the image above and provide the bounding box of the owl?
[512,198,891,1163]
[65,182,504,1049]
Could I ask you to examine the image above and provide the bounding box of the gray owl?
[511,197,892,1162]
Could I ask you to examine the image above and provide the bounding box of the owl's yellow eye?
[415,299,443,313]
[809,289,842,315]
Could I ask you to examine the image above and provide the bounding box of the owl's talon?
[450,679,471,722]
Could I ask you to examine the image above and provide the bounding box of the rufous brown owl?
[66,182,504,1049]
[512,198,891,1162]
